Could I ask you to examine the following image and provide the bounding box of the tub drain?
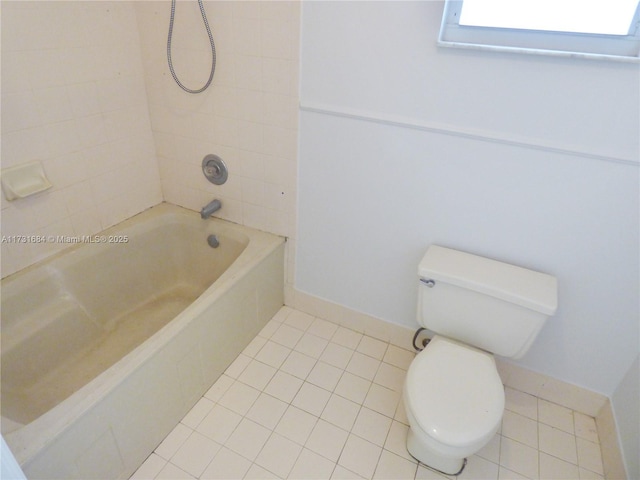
[207,234,220,248]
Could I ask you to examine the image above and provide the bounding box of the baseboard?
[596,400,628,479]
[286,287,416,351]
[287,287,608,416]
[287,288,626,478]
[494,360,607,417]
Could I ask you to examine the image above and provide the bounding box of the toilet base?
[406,427,466,476]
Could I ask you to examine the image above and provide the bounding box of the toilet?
[403,245,558,475]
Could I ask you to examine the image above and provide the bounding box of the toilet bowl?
[403,336,504,474]
[404,245,557,475]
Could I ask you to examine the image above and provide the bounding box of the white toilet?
[403,245,558,475]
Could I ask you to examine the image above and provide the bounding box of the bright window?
[439,0,640,61]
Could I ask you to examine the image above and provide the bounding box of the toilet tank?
[418,245,558,359]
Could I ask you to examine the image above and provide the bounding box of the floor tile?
[224,418,271,461]
[275,405,318,445]
[271,323,304,348]
[155,423,192,460]
[351,407,392,447]
[283,310,315,331]
[294,332,329,359]
[200,447,251,480]
[339,433,383,479]
[307,360,344,391]
[245,392,288,430]
[292,381,331,416]
[415,464,451,479]
[289,448,337,480]
[364,383,401,418]
[281,350,317,379]
[539,423,578,464]
[384,421,413,462]
[196,404,243,444]
[373,449,417,479]
[255,340,291,369]
[237,359,277,391]
[578,467,605,480]
[477,433,501,464]
[332,327,364,350]
[242,335,268,358]
[306,419,349,462]
[321,393,361,431]
[244,463,281,479]
[499,437,539,479]
[497,466,529,479]
[170,431,220,478]
[130,453,166,480]
[373,362,405,392]
[501,410,538,448]
[257,318,281,339]
[459,455,499,480]
[504,387,538,421]
[538,399,575,434]
[254,432,302,478]
[574,412,599,443]
[382,345,414,370]
[335,371,373,404]
[264,369,304,403]
[138,307,606,480]
[182,397,215,429]
[203,374,234,402]
[576,437,604,475]
[320,342,356,369]
[346,352,381,381]
[332,465,366,479]
[539,452,580,480]
[218,381,260,416]
[224,354,251,379]
[357,336,388,360]
[307,317,339,339]
[270,306,293,323]
[155,462,195,480]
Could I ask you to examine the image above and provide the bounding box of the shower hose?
[167,0,216,94]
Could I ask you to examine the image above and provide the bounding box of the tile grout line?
[133,307,606,480]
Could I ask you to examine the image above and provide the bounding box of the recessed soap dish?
[1,161,52,201]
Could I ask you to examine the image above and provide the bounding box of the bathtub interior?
[1,213,249,429]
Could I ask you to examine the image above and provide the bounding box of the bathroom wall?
[1,1,162,277]
[296,0,639,401]
[1,0,300,288]
[133,1,300,286]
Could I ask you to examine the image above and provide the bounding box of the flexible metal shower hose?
[167,0,216,94]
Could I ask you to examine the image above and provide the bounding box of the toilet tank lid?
[419,245,558,315]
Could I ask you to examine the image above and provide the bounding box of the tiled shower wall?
[1,1,300,285]
[134,1,300,284]
[1,1,163,277]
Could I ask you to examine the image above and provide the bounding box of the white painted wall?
[296,1,639,396]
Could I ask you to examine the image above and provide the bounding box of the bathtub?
[1,203,285,479]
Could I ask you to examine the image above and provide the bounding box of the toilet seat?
[405,336,504,449]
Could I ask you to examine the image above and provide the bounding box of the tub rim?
[2,202,285,464]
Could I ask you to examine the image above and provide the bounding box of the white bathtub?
[1,203,285,479]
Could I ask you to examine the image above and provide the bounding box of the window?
[439,0,640,61]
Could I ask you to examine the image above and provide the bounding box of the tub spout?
[200,199,222,219]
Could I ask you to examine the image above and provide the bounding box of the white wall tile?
[1,2,162,277]
[133,0,300,292]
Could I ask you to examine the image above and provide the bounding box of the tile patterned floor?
[130,307,605,480]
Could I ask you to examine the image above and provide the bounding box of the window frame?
[438,0,640,62]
